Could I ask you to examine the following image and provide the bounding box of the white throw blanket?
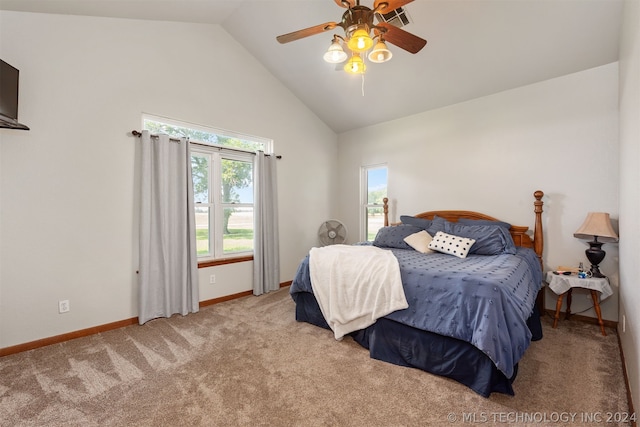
[309,244,408,340]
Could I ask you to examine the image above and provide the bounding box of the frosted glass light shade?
[323,40,348,63]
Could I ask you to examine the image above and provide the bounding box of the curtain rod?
[131,130,281,159]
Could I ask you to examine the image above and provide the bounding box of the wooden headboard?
[383,191,545,268]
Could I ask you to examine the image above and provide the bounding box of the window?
[361,165,388,241]
[143,114,272,260]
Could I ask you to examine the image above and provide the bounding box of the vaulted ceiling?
[0,0,624,133]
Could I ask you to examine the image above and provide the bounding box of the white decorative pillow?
[404,230,434,254]
[427,231,476,259]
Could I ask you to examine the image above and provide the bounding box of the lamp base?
[586,241,606,278]
[589,265,606,278]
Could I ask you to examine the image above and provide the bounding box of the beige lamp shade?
[573,212,618,243]
[368,41,393,63]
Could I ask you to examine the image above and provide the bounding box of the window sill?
[198,255,253,269]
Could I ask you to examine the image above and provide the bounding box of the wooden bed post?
[383,197,389,226]
[533,190,544,269]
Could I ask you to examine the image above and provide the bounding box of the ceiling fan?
[276,0,427,74]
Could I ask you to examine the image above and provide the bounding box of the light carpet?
[0,287,632,426]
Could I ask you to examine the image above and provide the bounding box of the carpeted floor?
[0,287,633,426]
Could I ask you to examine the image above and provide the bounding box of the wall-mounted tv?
[0,59,29,130]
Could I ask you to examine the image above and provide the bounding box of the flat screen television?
[0,59,29,130]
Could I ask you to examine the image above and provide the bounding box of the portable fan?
[318,220,348,246]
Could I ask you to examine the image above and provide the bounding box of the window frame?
[191,147,256,260]
[360,164,388,242]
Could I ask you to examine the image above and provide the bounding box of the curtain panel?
[138,130,199,324]
[253,151,280,295]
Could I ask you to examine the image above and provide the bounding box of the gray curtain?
[138,130,199,324]
[253,151,280,295]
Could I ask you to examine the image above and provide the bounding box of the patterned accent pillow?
[403,230,434,254]
[427,231,476,258]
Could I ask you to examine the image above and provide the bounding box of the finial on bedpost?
[383,197,389,226]
[533,191,544,268]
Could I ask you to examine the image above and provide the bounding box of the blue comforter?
[290,246,542,379]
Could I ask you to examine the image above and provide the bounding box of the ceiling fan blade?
[276,22,339,44]
[376,22,426,54]
[334,0,356,8]
[374,0,414,13]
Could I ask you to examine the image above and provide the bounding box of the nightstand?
[545,271,612,336]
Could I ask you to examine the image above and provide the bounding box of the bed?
[289,191,545,397]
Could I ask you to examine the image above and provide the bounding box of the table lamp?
[573,212,618,278]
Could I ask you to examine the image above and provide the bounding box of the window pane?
[367,207,385,241]
[195,206,210,256]
[367,167,388,204]
[222,159,253,203]
[223,207,254,253]
[192,154,209,203]
[143,118,265,152]
[216,135,264,153]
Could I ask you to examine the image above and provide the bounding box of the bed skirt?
[293,291,542,397]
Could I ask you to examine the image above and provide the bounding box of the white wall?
[337,63,620,321]
[0,11,338,348]
[618,0,640,412]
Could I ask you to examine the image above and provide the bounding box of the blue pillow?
[400,215,432,230]
[426,215,449,236]
[458,218,512,230]
[373,225,423,250]
[444,222,517,255]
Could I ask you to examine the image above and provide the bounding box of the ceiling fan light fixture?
[347,27,374,53]
[323,38,348,63]
[368,40,393,63]
[344,53,366,74]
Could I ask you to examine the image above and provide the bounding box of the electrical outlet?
[210,275,216,284]
[58,300,70,313]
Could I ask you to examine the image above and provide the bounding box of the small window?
[361,165,388,241]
